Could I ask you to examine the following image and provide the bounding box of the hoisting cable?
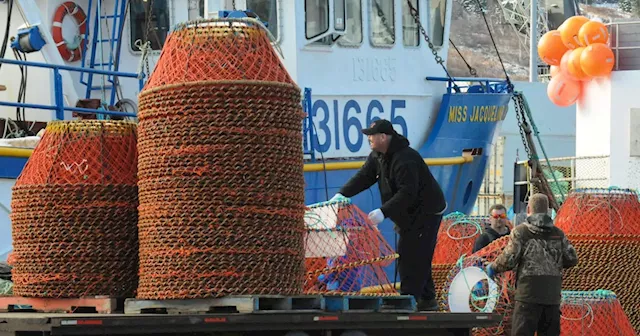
[0,0,14,72]
[472,0,513,91]
[449,38,478,77]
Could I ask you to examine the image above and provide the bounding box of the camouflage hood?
[525,213,554,234]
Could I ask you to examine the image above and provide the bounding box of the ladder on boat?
[79,0,128,110]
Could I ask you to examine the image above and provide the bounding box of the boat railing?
[0,67,476,170]
[607,20,640,71]
[0,58,142,120]
[425,76,511,94]
[537,65,552,83]
[514,155,610,203]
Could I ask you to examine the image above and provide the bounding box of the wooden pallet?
[124,295,325,314]
[0,296,119,313]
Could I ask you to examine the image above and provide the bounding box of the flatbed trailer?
[0,312,501,336]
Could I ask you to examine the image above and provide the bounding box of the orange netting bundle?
[144,18,292,88]
[560,290,637,336]
[433,212,487,264]
[10,120,139,298]
[303,199,398,295]
[441,236,516,336]
[431,213,488,309]
[555,188,640,236]
[555,188,640,332]
[136,18,306,300]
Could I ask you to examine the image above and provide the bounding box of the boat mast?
[529,0,538,82]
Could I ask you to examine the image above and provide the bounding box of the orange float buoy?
[538,30,568,66]
[568,47,591,81]
[560,16,590,49]
[578,20,609,46]
[550,65,560,77]
[580,43,615,77]
[547,72,582,107]
[560,50,578,81]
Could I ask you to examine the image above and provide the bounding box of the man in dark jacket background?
[485,193,578,335]
[331,119,447,311]
[473,204,511,253]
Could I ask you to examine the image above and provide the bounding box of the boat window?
[199,0,205,18]
[335,0,346,31]
[370,0,395,47]
[402,0,419,46]
[246,0,279,40]
[338,0,363,46]
[306,0,330,40]
[130,0,171,51]
[430,0,446,47]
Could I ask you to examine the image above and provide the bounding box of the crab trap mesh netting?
[441,236,516,336]
[439,189,640,335]
[555,188,640,332]
[10,120,139,298]
[560,290,636,336]
[303,199,398,295]
[431,212,494,305]
[136,18,306,299]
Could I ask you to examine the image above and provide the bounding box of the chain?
[406,0,459,90]
[134,0,155,79]
[232,0,236,10]
[144,0,155,44]
[373,1,395,42]
[513,92,559,210]
[513,94,531,159]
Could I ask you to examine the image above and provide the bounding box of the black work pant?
[397,213,442,302]
[511,301,561,336]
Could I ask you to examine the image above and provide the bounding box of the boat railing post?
[80,0,94,85]
[53,68,65,120]
[304,87,316,162]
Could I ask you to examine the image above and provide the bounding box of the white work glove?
[368,209,385,226]
[330,193,348,202]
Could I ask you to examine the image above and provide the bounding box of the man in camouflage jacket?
[485,193,579,336]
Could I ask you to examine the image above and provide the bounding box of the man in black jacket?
[331,119,447,311]
[485,193,578,335]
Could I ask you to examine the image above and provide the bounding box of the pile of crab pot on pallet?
[8,18,307,310]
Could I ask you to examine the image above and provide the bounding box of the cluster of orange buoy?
[538,16,614,107]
